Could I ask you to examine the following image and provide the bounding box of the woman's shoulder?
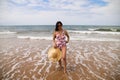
[53,31,59,35]
[63,29,68,33]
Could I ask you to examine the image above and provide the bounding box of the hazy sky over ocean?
[0,0,120,25]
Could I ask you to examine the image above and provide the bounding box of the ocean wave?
[17,36,52,40]
[17,36,120,41]
[0,31,17,34]
[88,28,120,32]
[68,30,120,35]
[70,37,120,41]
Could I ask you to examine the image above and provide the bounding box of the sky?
[0,0,120,25]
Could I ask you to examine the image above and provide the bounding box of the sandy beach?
[0,38,120,80]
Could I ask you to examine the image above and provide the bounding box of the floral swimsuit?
[55,30,66,50]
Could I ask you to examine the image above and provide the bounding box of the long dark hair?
[55,21,63,31]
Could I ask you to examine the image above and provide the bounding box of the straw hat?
[48,47,62,62]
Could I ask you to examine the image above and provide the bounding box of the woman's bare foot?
[64,68,67,74]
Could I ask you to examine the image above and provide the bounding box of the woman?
[53,21,70,73]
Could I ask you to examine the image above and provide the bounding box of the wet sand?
[0,38,120,80]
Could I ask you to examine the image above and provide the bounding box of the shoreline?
[0,38,120,80]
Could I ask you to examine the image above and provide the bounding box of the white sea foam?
[17,36,52,40]
[4,62,20,77]
[1,30,120,80]
[17,35,120,41]
[82,38,120,41]
[68,30,120,35]
[0,31,17,34]
[38,61,47,74]
[46,61,52,73]
[38,45,51,74]
[67,72,73,80]
[32,75,38,80]
[14,29,120,41]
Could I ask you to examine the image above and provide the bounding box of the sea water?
[0,25,120,41]
[0,25,120,80]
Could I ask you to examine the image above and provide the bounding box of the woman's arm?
[53,31,57,48]
[65,30,70,43]
[53,31,56,42]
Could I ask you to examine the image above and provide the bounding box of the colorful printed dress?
[55,30,66,50]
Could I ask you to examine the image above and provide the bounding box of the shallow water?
[0,39,120,80]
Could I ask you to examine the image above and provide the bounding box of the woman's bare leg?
[61,46,67,73]
[58,59,62,67]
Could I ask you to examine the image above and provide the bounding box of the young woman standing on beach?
[53,21,70,73]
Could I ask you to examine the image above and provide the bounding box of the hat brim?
[48,47,62,62]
